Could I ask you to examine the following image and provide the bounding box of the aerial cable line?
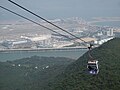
[1,5,96,73]
[8,0,87,43]
[8,0,97,74]
[0,5,74,42]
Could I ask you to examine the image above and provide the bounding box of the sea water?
[0,49,87,62]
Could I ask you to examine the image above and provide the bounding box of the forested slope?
[0,56,74,90]
[0,38,120,90]
[51,38,120,90]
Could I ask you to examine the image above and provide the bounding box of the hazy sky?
[0,0,120,20]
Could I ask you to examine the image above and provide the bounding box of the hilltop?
[50,38,120,90]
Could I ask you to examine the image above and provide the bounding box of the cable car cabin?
[87,60,99,75]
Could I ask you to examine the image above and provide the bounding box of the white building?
[106,28,113,36]
[94,37,114,45]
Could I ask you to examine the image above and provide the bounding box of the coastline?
[0,47,88,62]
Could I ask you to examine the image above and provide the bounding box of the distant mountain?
[0,56,74,90]
[50,38,120,90]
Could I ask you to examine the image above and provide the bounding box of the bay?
[0,49,87,62]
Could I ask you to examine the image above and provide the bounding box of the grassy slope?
[51,38,120,90]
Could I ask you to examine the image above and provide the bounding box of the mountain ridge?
[51,38,120,90]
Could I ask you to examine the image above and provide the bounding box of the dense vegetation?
[50,38,120,90]
[0,38,120,90]
[0,56,74,90]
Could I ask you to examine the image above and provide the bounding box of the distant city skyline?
[0,0,120,20]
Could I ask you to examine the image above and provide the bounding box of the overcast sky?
[0,0,120,20]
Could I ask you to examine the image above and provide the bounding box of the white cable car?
[87,60,99,74]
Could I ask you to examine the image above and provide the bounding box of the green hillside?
[0,38,120,90]
[51,38,120,90]
[0,56,74,90]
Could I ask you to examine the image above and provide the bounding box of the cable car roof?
[88,60,98,64]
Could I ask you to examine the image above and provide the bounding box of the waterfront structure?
[1,39,32,49]
[94,36,114,45]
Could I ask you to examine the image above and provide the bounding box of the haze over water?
[0,0,120,20]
